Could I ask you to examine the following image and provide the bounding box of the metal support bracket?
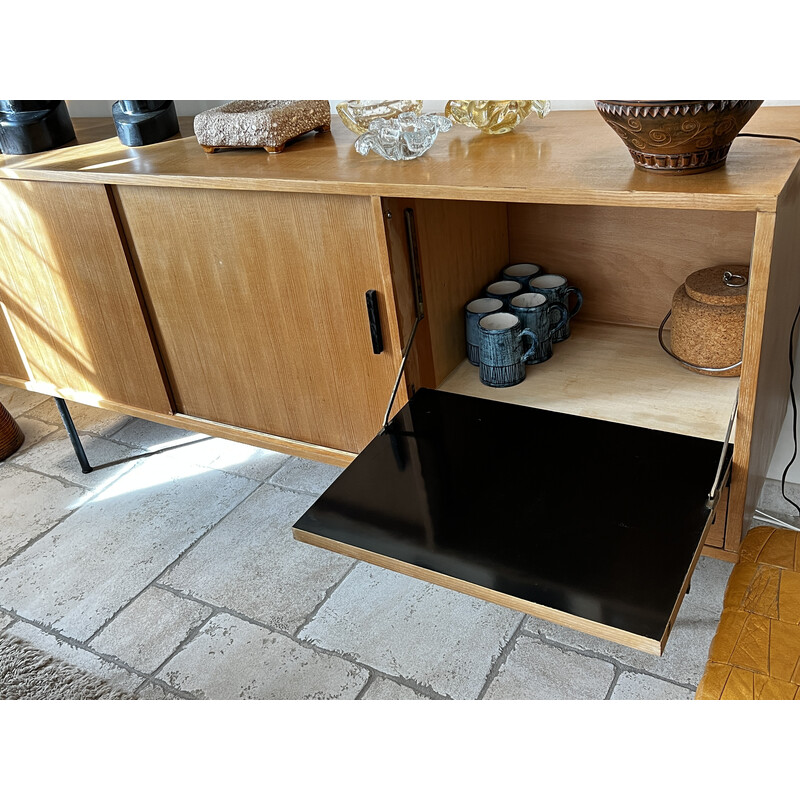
[54,398,92,474]
[381,208,425,431]
[707,387,738,506]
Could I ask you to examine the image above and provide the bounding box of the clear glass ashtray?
[336,100,423,135]
[354,112,452,161]
[445,100,551,134]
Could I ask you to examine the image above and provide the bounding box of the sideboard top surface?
[2,107,800,211]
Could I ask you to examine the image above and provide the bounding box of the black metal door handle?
[365,290,383,354]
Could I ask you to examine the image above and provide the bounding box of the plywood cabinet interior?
[384,196,799,557]
[115,185,403,454]
[0,179,171,413]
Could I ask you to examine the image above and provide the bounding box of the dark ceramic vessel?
[527,274,583,343]
[112,101,179,147]
[595,100,763,175]
[509,294,568,364]
[0,101,75,154]
[464,297,503,366]
[477,312,537,388]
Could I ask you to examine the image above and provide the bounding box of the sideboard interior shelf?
[294,388,732,654]
[439,320,740,441]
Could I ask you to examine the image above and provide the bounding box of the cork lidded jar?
[669,265,749,377]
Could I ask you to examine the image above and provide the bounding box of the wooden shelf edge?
[293,527,663,655]
[0,165,778,212]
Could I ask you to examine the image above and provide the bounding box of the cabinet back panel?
[508,205,757,328]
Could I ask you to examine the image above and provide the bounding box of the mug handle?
[519,328,539,363]
[565,286,583,319]
[548,302,569,339]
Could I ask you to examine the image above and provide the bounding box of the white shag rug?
[0,634,135,700]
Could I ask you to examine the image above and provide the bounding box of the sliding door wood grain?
[0,179,171,412]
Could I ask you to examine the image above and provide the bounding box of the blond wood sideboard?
[2,108,800,559]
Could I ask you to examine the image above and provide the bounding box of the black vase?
[112,100,179,146]
[0,101,76,154]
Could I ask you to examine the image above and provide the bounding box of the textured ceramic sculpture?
[194,100,331,154]
[354,113,451,161]
[445,100,550,134]
[336,100,423,135]
[595,100,763,174]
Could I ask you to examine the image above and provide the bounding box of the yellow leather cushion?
[696,526,800,700]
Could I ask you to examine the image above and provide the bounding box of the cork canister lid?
[684,265,749,306]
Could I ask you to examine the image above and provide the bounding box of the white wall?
[65,100,800,117]
[66,100,230,117]
[65,100,602,118]
[64,99,800,482]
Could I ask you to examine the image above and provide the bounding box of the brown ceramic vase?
[595,100,763,175]
[0,401,24,459]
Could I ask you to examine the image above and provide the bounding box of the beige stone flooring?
[0,383,758,700]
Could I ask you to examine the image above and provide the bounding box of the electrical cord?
[779,303,800,516]
[736,133,800,144]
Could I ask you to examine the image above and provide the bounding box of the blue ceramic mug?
[500,262,544,289]
[478,312,538,388]
[464,297,504,366]
[509,293,568,364]
[484,280,524,310]
[527,274,583,343]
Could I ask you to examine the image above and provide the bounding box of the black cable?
[780,303,800,516]
[736,133,800,144]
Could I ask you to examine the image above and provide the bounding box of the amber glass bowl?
[445,100,550,134]
[595,100,763,175]
[336,100,423,135]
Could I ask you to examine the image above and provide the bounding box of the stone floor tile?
[757,478,800,529]
[0,385,49,418]
[134,682,184,700]
[5,416,58,458]
[0,457,257,641]
[0,465,86,565]
[361,676,430,700]
[685,556,735,613]
[298,563,522,699]
[110,418,199,451]
[90,586,212,674]
[162,484,353,633]
[24,399,131,438]
[156,613,369,700]
[524,595,720,688]
[137,434,291,483]
[610,672,694,700]
[6,621,142,693]
[11,431,144,489]
[269,457,344,494]
[484,636,615,700]
[522,554,730,687]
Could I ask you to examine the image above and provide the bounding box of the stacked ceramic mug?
[464,263,583,388]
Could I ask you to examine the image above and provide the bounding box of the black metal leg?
[53,398,92,474]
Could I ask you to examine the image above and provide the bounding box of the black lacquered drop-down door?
[293,388,731,655]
